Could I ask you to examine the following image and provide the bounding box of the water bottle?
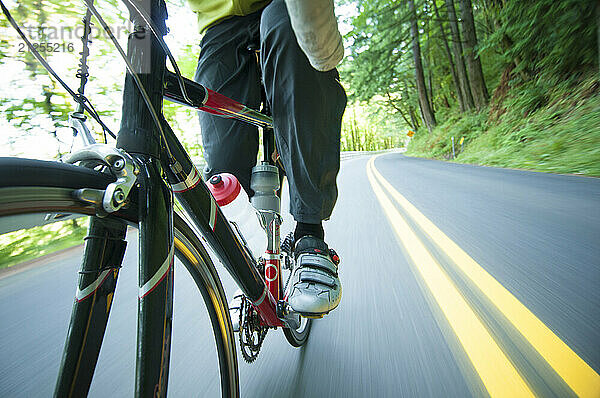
[250,164,280,214]
[206,173,267,258]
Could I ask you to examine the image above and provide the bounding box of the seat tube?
[251,130,282,303]
[264,217,281,301]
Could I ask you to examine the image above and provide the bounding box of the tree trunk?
[409,106,420,129]
[350,110,357,151]
[442,94,451,108]
[459,0,489,110]
[386,91,416,130]
[408,0,436,132]
[432,0,466,112]
[446,0,474,110]
[402,81,421,129]
[397,108,414,130]
[426,9,435,113]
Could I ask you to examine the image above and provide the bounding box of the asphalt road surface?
[1,152,599,397]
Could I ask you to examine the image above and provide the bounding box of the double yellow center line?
[366,155,600,397]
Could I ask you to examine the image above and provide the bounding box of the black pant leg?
[193,13,262,194]
[260,0,347,223]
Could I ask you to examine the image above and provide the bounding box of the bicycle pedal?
[302,314,325,319]
[230,307,240,332]
[229,289,244,332]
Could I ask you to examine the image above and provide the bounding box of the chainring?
[238,297,268,363]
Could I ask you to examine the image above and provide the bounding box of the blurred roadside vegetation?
[0,0,203,160]
[341,0,600,175]
[0,218,87,269]
[0,0,203,267]
[408,77,600,175]
[341,100,405,150]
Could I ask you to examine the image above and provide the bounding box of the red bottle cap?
[206,173,241,206]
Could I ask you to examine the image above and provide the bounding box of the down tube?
[160,121,281,326]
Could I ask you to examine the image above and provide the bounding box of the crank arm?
[276,301,302,330]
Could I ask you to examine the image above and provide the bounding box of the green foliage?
[343,0,600,171]
[0,218,88,269]
[483,0,597,82]
[342,0,419,121]
[341,0,412,102]
[1,0,203,159]
[0,0,129,158]
[162,41,205,161]
[407,77,600,176]
[341,100,406,151]
[408,110,487,158]
[505,80,549,117]
[340,0,480,138]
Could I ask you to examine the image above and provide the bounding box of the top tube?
[163,71,273,130]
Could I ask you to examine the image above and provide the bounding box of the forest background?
[343,0,599,176]
[0,0,599,266]
[1,0,599,172]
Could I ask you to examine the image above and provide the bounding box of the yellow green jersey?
[187,0,271,33]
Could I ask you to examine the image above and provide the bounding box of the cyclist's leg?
[193,14,262,194]
[259,0,347,225]
[259,0,346,315]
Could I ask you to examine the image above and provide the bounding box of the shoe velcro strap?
[299,270,336,287]
[298,253,338,275]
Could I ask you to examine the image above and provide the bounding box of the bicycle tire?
[280,261,312,347]
[0,157,239,397]
[283,316,312,347]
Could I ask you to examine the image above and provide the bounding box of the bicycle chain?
[238,297,268,363]
[281,232,294,257]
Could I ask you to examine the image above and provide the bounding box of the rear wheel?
[0,158,238,397]
[283,316,312,347]
[280,251,312,347]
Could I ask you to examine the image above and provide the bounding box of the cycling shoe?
[286,236,341,316]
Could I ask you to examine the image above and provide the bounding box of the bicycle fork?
[54,217,127,397]
[53,156,175,398]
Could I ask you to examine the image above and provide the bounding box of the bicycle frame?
[161,77,284,327]
[54,0,285,395]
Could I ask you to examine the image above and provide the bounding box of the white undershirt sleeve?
[284,0,344,72]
